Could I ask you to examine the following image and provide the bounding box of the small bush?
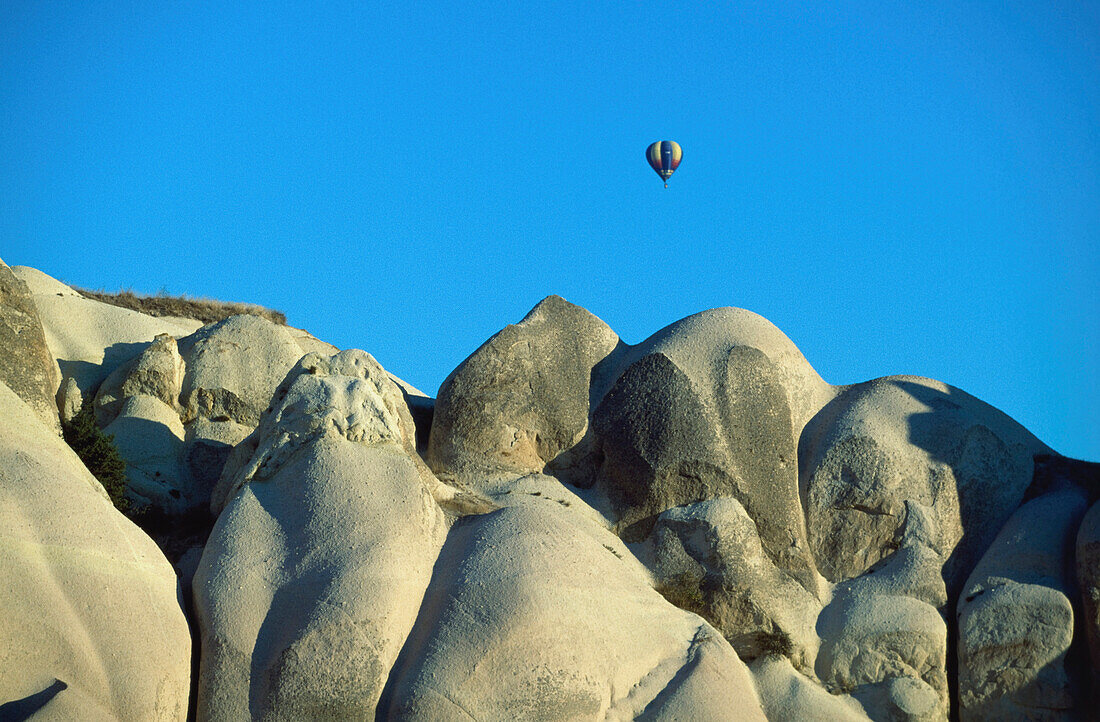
[655,573,709,618]
[62,403,129,511]
[757,629,794,657]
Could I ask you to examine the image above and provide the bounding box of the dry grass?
[73,287,287,326]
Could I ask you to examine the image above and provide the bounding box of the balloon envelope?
[646,141,682,185]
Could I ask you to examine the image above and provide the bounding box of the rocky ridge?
[1,265,1097,721]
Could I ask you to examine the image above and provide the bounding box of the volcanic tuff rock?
[379,500,768,721]
[428,294,622,484]
[956,488,1087,720]
[0,258,61,432]
[0,381,191,720]
[4,268,1099,722]
[194,350,453,720]
[11,264,202,399]
[799,376,1049,598]
[650,497,822,669]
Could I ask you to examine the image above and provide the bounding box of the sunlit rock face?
[5,269,1097,721]
[193,351,449,721]
[0,381,191,721]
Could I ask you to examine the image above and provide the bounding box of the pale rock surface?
[0,259,61,432]
[194,350,450,720]
[750,655,871,722]
[177,314,307,427]
[428,295,621,485]
[650,497,822,670]
[0,381,190,720]
[58,375,83,422]
[620,307,835,434]
[1077,500,1100,703]
[592,308,829,592]
[11,265,202,398]
[816,594,947,716]
[380,499,768,721]
[956,489,1087,720]
[851,678,944,722]
[799,376,1050,596]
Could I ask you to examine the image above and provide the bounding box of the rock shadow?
[0,679,67,721]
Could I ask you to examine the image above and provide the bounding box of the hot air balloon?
[646,140,682,188]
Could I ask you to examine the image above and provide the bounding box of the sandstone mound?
[799,376,1050,597]
[0,381,191,720]
[380,500,768,721]
[428,294,621,484]
[194,350,451,719]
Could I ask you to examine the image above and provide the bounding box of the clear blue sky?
[2,2,1097,460]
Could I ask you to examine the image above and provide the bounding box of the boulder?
[623,306,834,434]
[0,381,191,720]
[102,394,187,512]
[178,314,308,427]
[194,350,450,720]
[58,376,82,422]
[816,594,947,715]
[814,502,950,720]
[1078,500,1100,705]
[0,259,61,432]
[650,497,821,669]
[592,308,829,589]
[799,376,1049,596]
[379,500,767,721]
[851,677,943,722]
[428,295,621,485]
[956,489,1087,720]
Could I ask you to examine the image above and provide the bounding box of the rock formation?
[0,259,61,432]
[0,381,191,720]
[3,267,1097,721]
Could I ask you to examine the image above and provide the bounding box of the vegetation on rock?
[61,403,129,511]
[73,287,287,326]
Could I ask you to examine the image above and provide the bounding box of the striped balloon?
[646,140,682,187]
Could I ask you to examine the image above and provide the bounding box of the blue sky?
[2,2,1097,460]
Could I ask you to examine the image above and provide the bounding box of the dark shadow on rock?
[57,339,152,396]
[0,679,67,721]
[401,393,434,457]
[185,438,233,502]
[544,339,630,489]
[1027,453,1100,502]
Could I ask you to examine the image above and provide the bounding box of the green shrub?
[757,629,794,657]
[62,403,129,511]
[655,573,709,618]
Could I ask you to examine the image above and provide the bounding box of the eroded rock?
[428,295,621,485]
[0,381,190,720]
[956,489,1087,720]
[0,259,61,432]
[800,376,1049,596]
[194,350,451,720]
[380,501,767,721]
[651,497,821,669]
